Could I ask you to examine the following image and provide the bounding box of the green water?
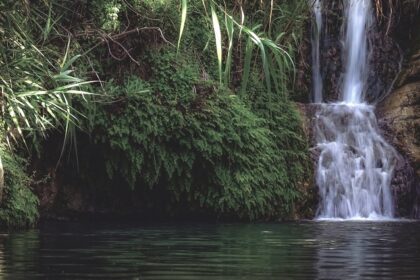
[1,221,419,279]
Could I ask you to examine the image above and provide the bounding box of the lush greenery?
[88,51,303,219]
[0,0,312,225]
[0,132,39,228]
[0,0,93,147]
[0,0,93,227]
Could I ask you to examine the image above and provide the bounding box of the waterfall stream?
[310,0,323,103]
[341,0,372,103]
[311,0,398,219]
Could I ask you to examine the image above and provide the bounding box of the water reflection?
[0,230,41,277]
[0,222,419,279]
[314,221,420,280]
[0,234,5,275]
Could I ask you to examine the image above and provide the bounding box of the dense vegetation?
[0,0,312,227]
[0,137,38,228]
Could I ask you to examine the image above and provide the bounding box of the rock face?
[295,103,318,218]
[297,1,402,103]
[378,60,420,178]
[377,18,420,218]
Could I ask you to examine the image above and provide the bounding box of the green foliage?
[177,0,296,95]
[245,71,310,192]
[0,0,95,227]
[91,0,123,31]
[87,49,303,219]
[88,0,181,39]
[0,0,312,222]
[0,136,39,228]
[0,1,93,148]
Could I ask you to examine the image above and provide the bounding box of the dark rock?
[301,0,403,103]
[377,14,420,218]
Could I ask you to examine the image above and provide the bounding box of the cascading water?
[310,0,323,103]
[312,0,398,219]
[342,0,371,103]
[315,103,396,219]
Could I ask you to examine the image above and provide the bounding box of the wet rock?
[301,1,403,103]
[377,17,420,218]
[294,103,319,218]
[33,168,59,211]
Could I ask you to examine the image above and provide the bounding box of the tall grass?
[0,1,93,149]
[177,0,305,97]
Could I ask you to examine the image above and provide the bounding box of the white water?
[310,0,323,103]
[342,0,372,103]
[313,0,397,219]
[315,104,396,219]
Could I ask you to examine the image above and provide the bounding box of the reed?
[177,0,306,97]
[0,1,94,150]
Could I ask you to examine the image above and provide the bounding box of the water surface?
[1,221,420,279]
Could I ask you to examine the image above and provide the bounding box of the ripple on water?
[0,222,419,279]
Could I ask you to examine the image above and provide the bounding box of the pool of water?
[1,221,419,279]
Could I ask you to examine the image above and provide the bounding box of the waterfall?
[315,104,396,219]
[312,0,397,219]
[342,0,372,103]
[310,0,323,103]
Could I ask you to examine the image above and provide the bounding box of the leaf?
[240,38,254,96]
[210,3,223,85]
[177,0,188,53]
[224,14,234,85]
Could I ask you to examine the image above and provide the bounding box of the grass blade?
[240,38,254,96]
[177,0,188,53]
[210,3,223,85]
[224,14,234,85]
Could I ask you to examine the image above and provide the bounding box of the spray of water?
[315,103,396,219]
[312,0,397,219]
